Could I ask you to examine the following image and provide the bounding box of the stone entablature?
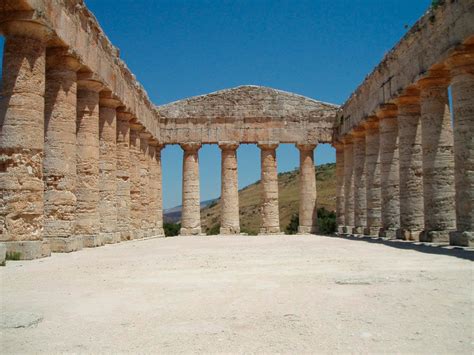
[157,86,337,144]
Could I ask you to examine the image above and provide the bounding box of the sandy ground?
[1,235,473,354]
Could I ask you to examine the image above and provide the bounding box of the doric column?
[448,50,474,247]
[116,110,133,241]
[76,72,104,247]
[377,104,400,239]
[296,143,317,234]
[129,123,144,239]
[219,142,240,235]
[149,141,165,237]
[334,141,345,234]
[180,143,202,236]
[418,72,456,243]
[364,118,382,236]
[342,136,354,233]
[98,92,121,244]
[0,21,51,259]
[140,132,152,237]
[396,90,424,241]
[258,142,280,235]
[43,48,82,252]
[352,129,367,234]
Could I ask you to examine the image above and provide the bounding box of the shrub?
[207,223,220,235]
[284,207,336,235]
[163,222,180,237]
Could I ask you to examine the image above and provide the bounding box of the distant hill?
[163,198,218,223]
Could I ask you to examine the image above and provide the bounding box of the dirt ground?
[1,235,473,353]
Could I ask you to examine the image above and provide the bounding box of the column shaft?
[419,76,455,242]
[219,142,240,235]
[129,124,143,239]
[258,143,280,234]
[180,143,202,236]
[43,48,82,252]
[150,143,164,236]
[297,144,317,234]
[335,142,345,234]
[0,23,50,259]
[116,112,132,241]
[353,131,367,234]
[343,137,354,233]
[378,105,400,238]
[364,120,382,236]
[140,133,152,237]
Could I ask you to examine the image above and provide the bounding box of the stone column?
[352,129,367,234]
[76,72,104,247]
[98,92,121,244]
[448,52,474,246]
[116,110,133,241]
[43,48,82,252]
[180,143,202,236]
[334,141,345,234]
[258,142,280,235]
[377,104,400,239]
[342,136,354,233]
[219,142,240,235]
[296,143,317,234]
[0,21,50,259]
[140,132,152,237]
[396,91,424,241]
[364,118,382,236]
[149,141,165,237]
[129,123,144,239]
[418,73,456,243]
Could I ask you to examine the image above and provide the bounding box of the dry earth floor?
[1,235,473,353]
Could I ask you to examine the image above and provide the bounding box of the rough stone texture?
[449,55,474,246]
[158,86,337,145]
[352,131,366,234]
[258,143,280,235]
[378,105,400,239]
[396,94,424,241]
[342,137,354,233]
[0,242,5,265]
[149,142,164,237]
[363,119,382,236]
[116,111,132,241]
[219,142,240,235]
[297,144,317,234]
[0,22,50,259]
[75,74,103,248]
[180,143,202,236]
[139,133,152,237]
[419,76,456,243]
[98,94,121,244]
[129,124,144,239]
[334,142,345,234]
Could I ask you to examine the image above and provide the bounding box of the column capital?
[332,140,344,150]
[77,71,104,92]
[361,115,380,130]
[180,142,202,152]
[129,122,144,132]
[257,141,279,150]
[140,131,153,140]
[116,110,134,121]
[218,141,239,150]
[46,47,81,71]
[295,142,317,151]
[445,44,474,76]
[351,126,366,139]
[341,134,353,145]
[416,69,450,89]
[1,18,52,41]
[375,103,398,119]
[99,91,122,108]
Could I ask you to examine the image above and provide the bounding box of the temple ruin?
[0,0,473,260]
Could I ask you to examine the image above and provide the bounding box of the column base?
[0,243,6,266]
[337,226,345,234]
[379,228,398,239]
[259,226,281,235]
[220,226,241,235]
[364,226,381,236]
[180,227,203,236]
[297,226,318,234]
[82,234,105,248]
[396,228,422,241]
[101,232,121,244]
[152,228,165,237]
[131,230,145,239]
[352,226,365,235]
[119,231,132,241]
[420,230,451,244]
[48,235,84,253]
[1,240,51,260]
[449,231,474,247]
[342,226,354,234]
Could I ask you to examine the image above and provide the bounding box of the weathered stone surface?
[342,137,354,233]
[258,143,280,235]
[334,142,345,234]
[219,142,240,235]
[352,130,367,234]
[0,21,50,259]
[419,75,455,243]
[139,132,152,237]
[129,124,144,239]
[378,105,400,239]
[180,143,202,236]
[149,142,164,237]
[297,144,317,234]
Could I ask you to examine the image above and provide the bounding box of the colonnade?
[335,48,474,246]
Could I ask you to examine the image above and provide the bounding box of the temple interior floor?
[1,235,472,353]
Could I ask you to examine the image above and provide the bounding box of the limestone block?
[129,124,144,239]
[296,143,317,234]
[334,142,345,233]
[352,130,367,234]
[342,137,354,233]
[219,142,240,235]
[180,143,202,236]
[258,142,280,234]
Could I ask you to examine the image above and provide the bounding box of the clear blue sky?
[0,0,431,209]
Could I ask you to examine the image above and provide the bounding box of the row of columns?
[335,51,473,246]
[178,142,319,237]
[0,22,164,259]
